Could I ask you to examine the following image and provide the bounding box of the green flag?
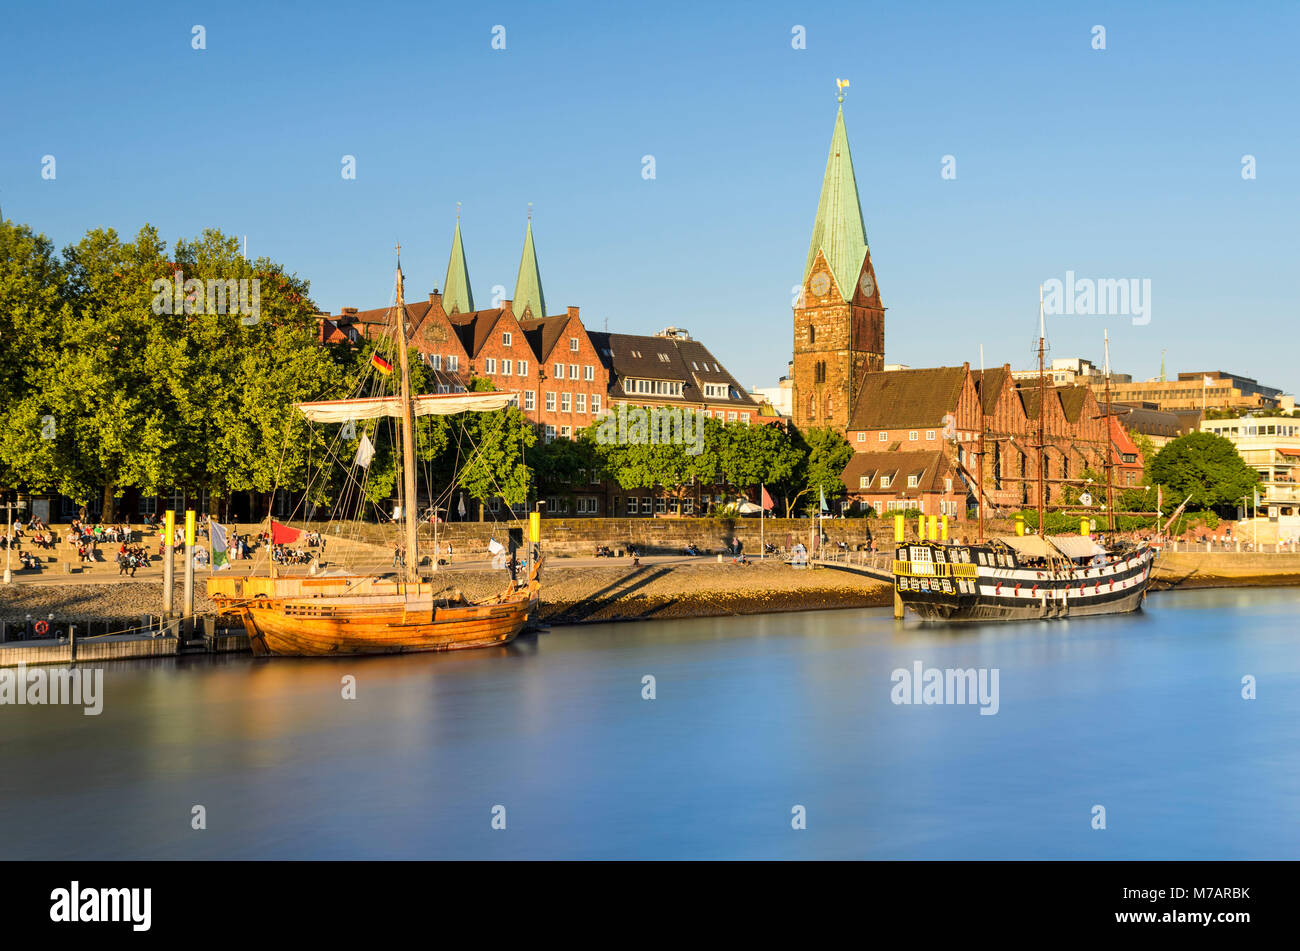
[819,486,828,513]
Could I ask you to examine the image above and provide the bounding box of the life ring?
[34,619,50,635]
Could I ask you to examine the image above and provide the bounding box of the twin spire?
[440,210,545,319]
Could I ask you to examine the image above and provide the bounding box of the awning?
[1048,535,1107,559]
[997,535,1054,558]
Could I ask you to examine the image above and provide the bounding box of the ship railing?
[893,560,979,579]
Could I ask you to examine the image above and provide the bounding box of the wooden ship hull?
[211,566,540,657]
[893,541,1155,623]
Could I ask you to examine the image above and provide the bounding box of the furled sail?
[296,392,519,423]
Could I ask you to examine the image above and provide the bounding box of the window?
[561,425,571,438]
[454,384,465,392]
[524,390,535,411]
[880,476,892,488]
[576,393,587,413]
[591,469,601,484]
[544,425,555,443]
[808,395,816,418]
[483,357,497,374]
[909,431,918,441]
[569,337,579,352]
[704,383,727,399]
[655,498,667,515]
[859,476,869,488]
[625,497,637,514]
[489,498,501,514]
[501,359,512,375]
[502,332,512,346]
[727,411,737,422]
[642,496,651,513]
[561,393,571,412]
[857,432,866,442]
[545,392,556,411]
[430,354,442,370]
[926,430,935,441]
[945,477,953,493]
[554,363,564,379]
[809,325,816,345]
[591,394,601,415]
[825,395,833,417]
[907,475,919,488]
[814,361,825,384]
[569,364,578,379]
[447,355,459,371]
[584,365,594,381]
[741,413,750,423]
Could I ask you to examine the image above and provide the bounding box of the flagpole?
[760,483,765,560]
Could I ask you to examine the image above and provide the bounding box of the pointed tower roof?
[513,217,547,320]
[442,217,474,314]
[804,105,869,302]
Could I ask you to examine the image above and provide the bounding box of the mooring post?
[162,509,175,616]
[183,510,196,636]
[69,623,77,664]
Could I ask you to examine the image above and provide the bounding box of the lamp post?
[3,495,28,584]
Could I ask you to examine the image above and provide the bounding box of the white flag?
[487,538,506,556]
[457,495,467,518]
[354,432,375,469]
[1203,375,1214,387]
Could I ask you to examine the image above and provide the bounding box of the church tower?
[791,97,885,434]
[513,213,547,320]
[442,212,474,315]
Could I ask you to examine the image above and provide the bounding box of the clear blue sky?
[3,1,1297,394]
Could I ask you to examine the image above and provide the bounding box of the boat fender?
[1109,578,1115,589]
[1014,583,1021,595]
[1031,584,1038,594]
[995,582,1002,594]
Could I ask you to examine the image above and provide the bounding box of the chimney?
[567,306,579,318]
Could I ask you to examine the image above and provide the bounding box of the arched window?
[825,394,833,417]
[809,325,816,345]
[808,395,816,418]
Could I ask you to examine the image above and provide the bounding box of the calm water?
[2,587,1298,859]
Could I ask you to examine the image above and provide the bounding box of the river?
[2,587,1297,859]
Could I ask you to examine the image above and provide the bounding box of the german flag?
[370,353,394,376]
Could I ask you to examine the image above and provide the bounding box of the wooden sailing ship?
[209,255,540,655]
[892,290,1157,622]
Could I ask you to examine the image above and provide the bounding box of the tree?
[1148,431,1259,516]
[778,426,853,517]
[456,404,537,519]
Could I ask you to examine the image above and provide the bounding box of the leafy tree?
[456,404,536,519]
[778,426,853,517]
[1148,431,1259,516]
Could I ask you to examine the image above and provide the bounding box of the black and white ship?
[892,536,1156,622]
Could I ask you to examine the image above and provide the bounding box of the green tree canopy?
[1148,431,1259,515]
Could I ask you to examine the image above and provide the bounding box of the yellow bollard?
[940,515,948,541]
[1015,514,1025,537]
[529,511,540,543]
[928,514,937,540]
[1080,517,1089,537]
[893,513,904,543]
[917,516,926,541]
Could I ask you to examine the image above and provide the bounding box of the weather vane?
[836,78,850,103]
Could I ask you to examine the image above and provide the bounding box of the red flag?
[271,520,302,544]
[761,484,774,511]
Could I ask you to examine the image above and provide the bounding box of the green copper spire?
[442,215,474,314]
[513,214,546,319]
[803,105,869,302]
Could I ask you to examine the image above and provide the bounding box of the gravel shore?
[0,561,891,627]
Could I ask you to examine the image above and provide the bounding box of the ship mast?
[977,344,985,544]
[1103,329,1115,532]
[393,248,419,586]
[1036,286,1047,535]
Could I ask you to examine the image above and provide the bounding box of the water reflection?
[1,587,1297,859]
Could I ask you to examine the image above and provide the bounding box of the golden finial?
[835,78,850,104]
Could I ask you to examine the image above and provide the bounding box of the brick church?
[793,101,1116,520]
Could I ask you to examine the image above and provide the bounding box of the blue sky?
[3,1,1297,393]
